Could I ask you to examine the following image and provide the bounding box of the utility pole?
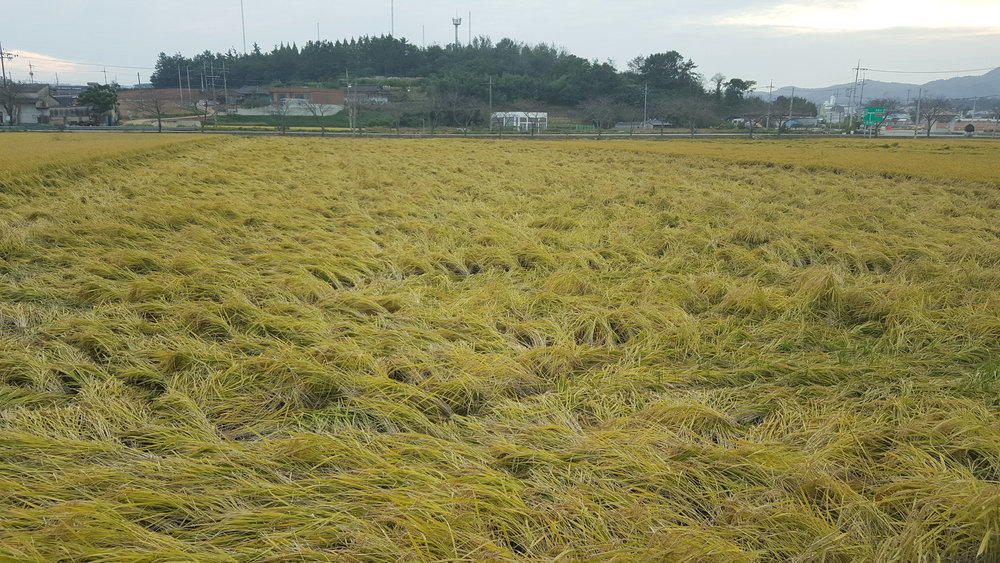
[178,64,184,104]
[0,42,8,86]
[241,0,247,54]
[0,42,15,126]
[849,61,860,129]
[187,66,192,102]
[915,88,922,137]
[0,42,16,86]
[643,83,648,124]
[28,61,34,84]
[103,68,109,85]
[488,75,493,132]
[858,70,867,111]
[766,80,774,129]
[209,61,218,125]
[788,87,795,123]
[221,61,229,107]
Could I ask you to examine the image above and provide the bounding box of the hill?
[764,67,1000,105]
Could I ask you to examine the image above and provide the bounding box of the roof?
[16,83,50,94]
[52,95,77,108]
[235,86,270,95]
[348,85,384,92]
[11,84,57,107]
[271,87,340,93]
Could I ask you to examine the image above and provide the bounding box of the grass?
[1,134,999,560]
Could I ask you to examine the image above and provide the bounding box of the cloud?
[719,0,1000,32]
[8,50,85,80]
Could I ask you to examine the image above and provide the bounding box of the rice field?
[1,133,999,561]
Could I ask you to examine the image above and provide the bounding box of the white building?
[820,95,847,125]
[1,84,58,125]
[491,111,548,132]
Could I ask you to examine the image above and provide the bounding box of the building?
[491,112,548,132]
[820,96,847,125]
[270,87,345,106]
[615,119,671,131]
[234,85,271,105]
[1,84,58,125]
[345,85,389,105]
[49,99,92,126]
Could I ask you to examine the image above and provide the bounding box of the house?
[1,83,58,125]
[491,112,548,131]
[49,95,93,126]
[270,87,345,106]
[234,85,271,105]
[615,119,671,131]
[345,84,389,105]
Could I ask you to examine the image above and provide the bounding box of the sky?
[2,0,998,91]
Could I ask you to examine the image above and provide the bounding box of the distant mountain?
[758,67,1000,106]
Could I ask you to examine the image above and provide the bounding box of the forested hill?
[151,35,735,107]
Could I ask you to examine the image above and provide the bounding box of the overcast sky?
[3,0,998,91]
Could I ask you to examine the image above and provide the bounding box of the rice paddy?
[1,133,999,560]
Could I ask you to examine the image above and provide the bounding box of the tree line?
[151,35,814,128]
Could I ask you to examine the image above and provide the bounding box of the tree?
[628,51,701,93]
[269,98,292,134]
[917,97,952,137]
[135,93,168,133]
[78,84,118,125]
[579,96,618,133]
[445,92,483,135]
[0,79,21,125]
[867,97,901,116]
[710,73,726,102]
[304,98,336,136]
[344,87,366,136]
[663,95,715,137]
[723,78,756,106]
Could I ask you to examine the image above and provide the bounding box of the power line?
[864,66,996,75]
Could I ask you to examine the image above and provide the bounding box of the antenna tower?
[452,17,462,47]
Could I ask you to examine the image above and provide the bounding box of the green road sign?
[863,107,885,125]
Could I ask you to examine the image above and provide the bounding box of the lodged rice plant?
[1,133,999,560]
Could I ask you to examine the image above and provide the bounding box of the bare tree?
[446,92,483,136]
[710,73,726,102]
[344,88,373,136]
[664,96,713,137]
[305,99,336,136]
[419,90,449,135]
[918,97,952,137]
[0,79,21,125]
[135,93,168,133]
[579,96,618,135]
[867,97,901,115]
[383,96,417,136]
[270,98,291,134]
